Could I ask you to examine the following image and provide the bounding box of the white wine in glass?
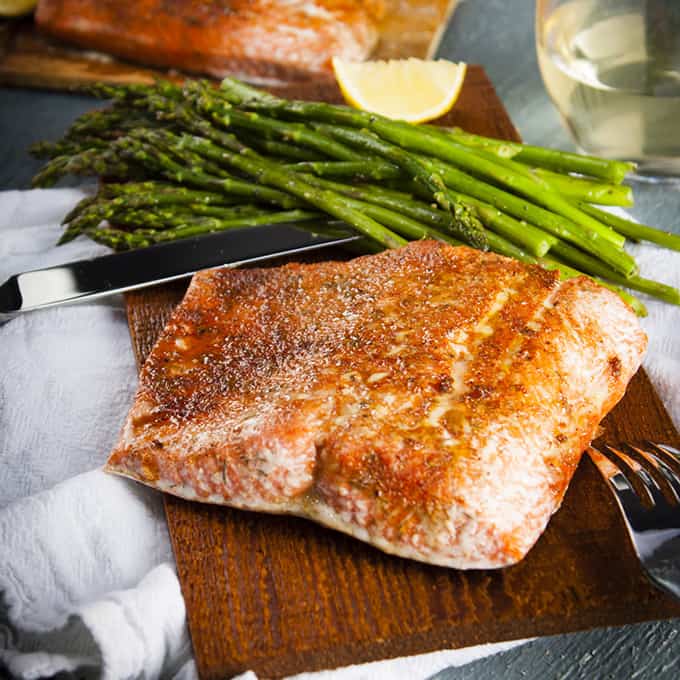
[536,0,680,177]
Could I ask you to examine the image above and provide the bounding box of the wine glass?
[536,0,680,179]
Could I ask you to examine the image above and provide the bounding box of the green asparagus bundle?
[28,76,680,315]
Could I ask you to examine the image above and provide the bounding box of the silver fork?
[588,441,680,600]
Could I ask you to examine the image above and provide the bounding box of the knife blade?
[0,220,362,323]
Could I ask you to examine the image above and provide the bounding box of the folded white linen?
[0,189,677,680]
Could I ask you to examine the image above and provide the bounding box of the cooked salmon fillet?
[106,242,646,568]
[35,0,384,82]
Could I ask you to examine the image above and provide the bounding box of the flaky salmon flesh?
[106,242,646,569]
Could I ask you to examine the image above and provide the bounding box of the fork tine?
[590,446,649,509]
[628,444,680,504]
[590,443,680,601]
[601,444,655,506]
[646,441,680,476]
[615,444,671,508]
[589,446,669,535]
[654,442,680,459]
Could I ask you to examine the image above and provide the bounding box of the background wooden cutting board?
[125,66,680,680]
[0,1,459,90]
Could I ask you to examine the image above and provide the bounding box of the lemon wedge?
[332,57,467,123]
[0,0,36,16]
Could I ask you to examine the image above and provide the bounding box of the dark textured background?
[1,0,679,677]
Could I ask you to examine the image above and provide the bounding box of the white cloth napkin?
[1,189,678,680]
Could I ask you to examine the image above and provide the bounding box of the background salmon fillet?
[35,0,385,82]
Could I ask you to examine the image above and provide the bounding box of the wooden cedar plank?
[123,66,680,680]
[0,18,171,89]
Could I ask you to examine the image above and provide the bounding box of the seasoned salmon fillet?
[106,242,646,568]
[35,0,384,82]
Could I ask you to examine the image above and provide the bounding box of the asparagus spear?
[218,81,368,125]
[64,184,268,230]
[167,203,267,219]
[57,142,305,244]
[237,134,325,162]
[436,127,635,183]
[291,174,461,230]
[309,124,487,249]
[366,120,628,249]
[345,198,465,244]
[97,181,238,202]
[301,172,552,256]
[114,135,306,208]
[485,231,536,262]
[81,80,183,105]
[30,137,109,160]
[66,110,161,142]
[579,203,680,252]
[58,186,195,234]
[529,169,633,207]
[219,80,629,248]
[448,137,633,209]
[514,145,635,184]
[217,77,279,105]
[415,157,637,276]
[527,168,634,207]
[105,204,272,231]
[550,238,680,305]
[66,109,131,137]
[189,88,364,162]
[32,148,141,188]
[99,180,179,195]
[219,78,635,185]
[447,191,557,256]
[88,209,319,250]
[286,160,402,181]
[142,130,408,249]
[59,195,102,229]
[429,127,523,159]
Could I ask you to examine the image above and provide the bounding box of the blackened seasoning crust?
[107,241,646,568]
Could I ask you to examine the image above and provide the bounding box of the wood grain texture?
[0,1,458,91]
[122,66,680,680]
[375,0,459,59]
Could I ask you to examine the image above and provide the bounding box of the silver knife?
[0,220,361,324]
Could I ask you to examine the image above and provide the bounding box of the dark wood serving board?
[124,66,680,680]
